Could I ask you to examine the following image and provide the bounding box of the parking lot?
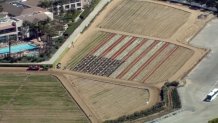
[159,19,218,123]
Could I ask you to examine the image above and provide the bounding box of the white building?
[0,1,54,42]
[23,0,92,12]
[2,1,54,22]
[0,13,23,43]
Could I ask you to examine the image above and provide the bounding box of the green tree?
[38,0,52,8]
[0,5,3,12]
[206,0,216,7]
[186,0,193,4]
[209,118,218,123]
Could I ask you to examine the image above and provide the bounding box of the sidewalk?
[43,0,111,65]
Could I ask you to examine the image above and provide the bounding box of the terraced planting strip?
[115,38,143,60]
[72,55,123,76]
[76,56,100,72]
[142,46,179,82]
[99,60,124,76]
[146,48,193,83]
[119,2,150,34]
[102,0,136,29]
[72,55,96,71]
[68,33,108,68]
[121,39,147,61]
[93,34,122,56]
[89,57,123,76]
[100,35,126,57]
[88,33,115,55]
[128,42,169,81]
[101,0,129,27]
[105,36,133,58]
[81,56,106,73]
[90,57,110,74]
[110,37,137,60]
[133,44,177,81]
[100,0,190,39]
[110,39,152,78]
[112,1,144,31]
[116,40,159,79]
[122,41,165,80]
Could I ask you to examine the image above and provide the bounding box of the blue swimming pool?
[0,44,38,54]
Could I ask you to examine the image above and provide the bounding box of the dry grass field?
[65,74,149,121]
[68,32,194,84]
[0,74,89,123]
[99,0,190,39]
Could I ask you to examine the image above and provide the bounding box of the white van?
[204,88,218,102]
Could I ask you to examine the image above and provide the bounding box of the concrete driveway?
[159,19,218,123]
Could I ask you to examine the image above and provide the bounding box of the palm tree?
[186,0,193,4]
[0,5,3,12]
[8,39,11,58]
[215,3,218,13]
[206,0,215,7]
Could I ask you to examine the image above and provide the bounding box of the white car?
[204,88,218,102]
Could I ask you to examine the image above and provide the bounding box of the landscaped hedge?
[104,102,165,123]
[171,88,181,109]
[209,118,218,123]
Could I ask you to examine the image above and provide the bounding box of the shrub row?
[171,88,181,109]
[104,102,165,123]
[209,118,218,123]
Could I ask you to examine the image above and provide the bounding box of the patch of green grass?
[80,0,101,19]
[0,74,89,123]
[62,11,81,23]
[26,75,58,82]
[0,74,26,82]
[64,21,82,35]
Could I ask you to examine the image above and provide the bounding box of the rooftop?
[0,17,21,30]
[16,12,49,23]
[2,1,46,16]
[22,0,41,7]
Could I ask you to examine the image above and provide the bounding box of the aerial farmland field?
[0,74,89,123]
[65,74,150,121]
[56,0,211,122]
[68,32,194,84]
[99,0,190,39]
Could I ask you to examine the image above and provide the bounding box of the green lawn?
[0,74,89,123]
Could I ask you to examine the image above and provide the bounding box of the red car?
[27,65,40,71]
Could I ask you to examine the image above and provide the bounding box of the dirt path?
[55,73,99,123]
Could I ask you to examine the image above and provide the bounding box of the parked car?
[27,65,40,71]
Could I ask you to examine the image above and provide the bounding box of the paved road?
[159,19,218,123]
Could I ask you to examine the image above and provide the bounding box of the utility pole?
[8,40,11,58]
